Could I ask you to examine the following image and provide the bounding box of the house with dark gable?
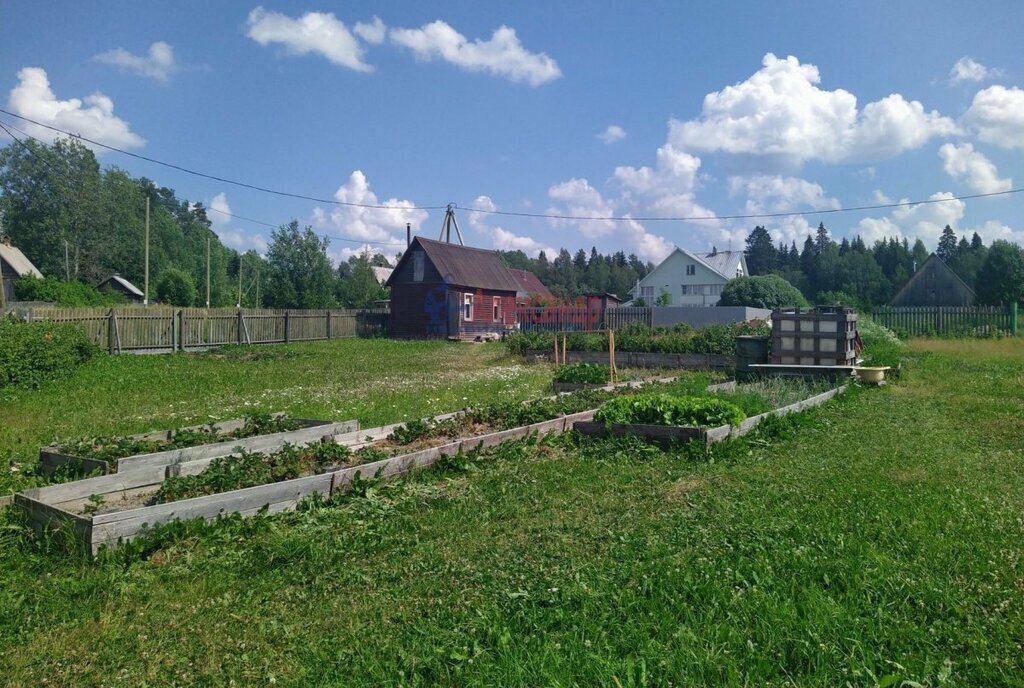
[386,236,520,339]
[0,236,43,304]
[890,253,976,307]
[97,274,144,303]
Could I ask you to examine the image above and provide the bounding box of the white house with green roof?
[630,247,748,307]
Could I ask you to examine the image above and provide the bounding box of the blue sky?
[1,1,1021,266]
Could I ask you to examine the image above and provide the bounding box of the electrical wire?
[0,108,447,212]
[3,109,1022,224]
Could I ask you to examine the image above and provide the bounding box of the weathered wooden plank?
[91,472,334,529]
[573,421,705,447]
[14,493,91,541]
[40,417,356,476]
[24,466,167,504]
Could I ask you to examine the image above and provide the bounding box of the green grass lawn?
[2,339,1023,686]
[0,339,551,494]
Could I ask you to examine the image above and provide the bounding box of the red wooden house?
[386,237,520,340]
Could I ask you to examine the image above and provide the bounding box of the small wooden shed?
[0,236,43,304]
[386,236,520,340]
[890,254,975,307]
[97,274,144,303]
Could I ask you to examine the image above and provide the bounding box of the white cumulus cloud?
[94,41,178,81]
[389,21,561,86]
[6,67,145,151]
[854,192,966,247]
[669,53,956,165]
[205,192,268,254]
[546,178,672,262]
[353,17,387,44]
[964,85,1024,150]
[938,143,1012,194]
[468,195,555,257]
[317,171,428,257]
[246,7,374,72]
[949,57,1002,84]
[597,125,626,144]
[727,175,840,245]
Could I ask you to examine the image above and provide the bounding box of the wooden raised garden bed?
[40,414,359,477]
[16,413,592,555]
[526,350,734,371]
[573,386,846,447]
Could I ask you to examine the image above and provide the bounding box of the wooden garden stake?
[562,334,567,365]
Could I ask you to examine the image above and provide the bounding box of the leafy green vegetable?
[594,394,746,428]
[553,363,609,384]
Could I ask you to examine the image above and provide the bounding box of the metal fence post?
[326,310,332,340]
[284,310,290,343]
[237,309,243,345]
[178,310,185,351]
[107,309,115,354]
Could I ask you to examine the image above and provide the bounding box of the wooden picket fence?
[515,305,652,332]
[872,304,1018,337]
[26,306,390,353]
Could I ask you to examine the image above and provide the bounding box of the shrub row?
[0,320,99,390]
[506,320,770,356]
[594,394,747,428]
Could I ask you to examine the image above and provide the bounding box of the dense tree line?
[743,223,1022,307]
[499,247,652,301]
[0,138,388,309]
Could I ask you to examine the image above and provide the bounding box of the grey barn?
[890,253,975,307]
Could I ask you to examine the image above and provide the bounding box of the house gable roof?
[509,268,554,298]
[371,266,393,284]
[633,246,739,296]
[889,253,976,305]
[386,236,521,292]
[695,250,746,278]
[99,274,144,297]
[0,243,43,279]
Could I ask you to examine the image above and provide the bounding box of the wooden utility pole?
[236,254,242,308]
[255,262,260,308]
[205,237,211,308]
[143,196,150,306]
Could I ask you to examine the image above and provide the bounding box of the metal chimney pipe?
[406,223,411,247]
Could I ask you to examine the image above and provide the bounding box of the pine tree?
[814,222,831,255]
[937,224,958,262]
[743,225,778,275]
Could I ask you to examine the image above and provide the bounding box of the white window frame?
[492,296,501,322]
[463,292,474,321]
[686,264,696,276]
[640,286,654,299]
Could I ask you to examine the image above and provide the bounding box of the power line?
[3,118,407,249]
[0,108,448,212]
[3,109,1021,225]
[203,204,407,247]
[462,188,1024,222]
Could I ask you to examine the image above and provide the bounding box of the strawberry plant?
[594,394,746,428]
[553,363,609,384]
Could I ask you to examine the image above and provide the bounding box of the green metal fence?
[872,304,1018,337]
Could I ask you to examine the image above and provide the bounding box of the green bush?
[553,363,608,384]
[0,320,99,389]
[507,320,770,357]
[14,276,125,306]
[719,275,809,309]
[156,267,197,306]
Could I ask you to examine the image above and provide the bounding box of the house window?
[640,286,654,299]
[680,285,690,295]
[463,292,474,321]
[413,252,424,282]
[492,296,501,322]
[686,264,696,276]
